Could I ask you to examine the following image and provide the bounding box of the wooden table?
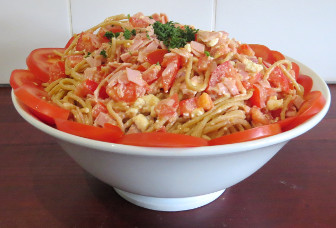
[1,85,335,228]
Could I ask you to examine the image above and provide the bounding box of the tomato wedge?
[65,36,75,48]
[291,62,300,80]
[248,44,275,64]
[26,48,66,82]
[270,50,285,62]
[10,69,41,89]
[209,123,282,146]
[14,85,70,125]
[283,91,326,131]
[297,74,313,95]
[147,49,169,65]
[55,119,123,142]
[237,44,255,56]
[116,132,208,147]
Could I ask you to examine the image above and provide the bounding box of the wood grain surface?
[1,85,335,228]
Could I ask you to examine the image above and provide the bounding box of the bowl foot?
[114,188,225,211]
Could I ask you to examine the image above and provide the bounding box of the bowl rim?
[11,57,331,157]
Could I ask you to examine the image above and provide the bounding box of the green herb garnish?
[104,31,114,40]
[100,50,107,58]
[124,29,132,39]
[105,31,121,40]
[204,51,210,57]
[153,21,198,49]
[123,29,136,39]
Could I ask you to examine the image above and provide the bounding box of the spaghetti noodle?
[43,12,305,140]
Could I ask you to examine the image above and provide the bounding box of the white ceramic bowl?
[11,58,330,211]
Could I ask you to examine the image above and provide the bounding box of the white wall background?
[1,0,335,84]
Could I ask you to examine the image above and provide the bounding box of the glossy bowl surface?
[11,58,331,211]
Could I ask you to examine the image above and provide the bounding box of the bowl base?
[114,188,225,212]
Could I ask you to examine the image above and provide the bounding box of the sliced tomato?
[291,62,300,80]
[107,82,145,103]
[136,65,147,72]
[283,91,326,131]
[66,55,84,68]
[147,49,169,65]
[270,50,285,62]
[142,65,162,84]
[116,132,208,147]
[276,116,296,130]
[109,25,124,33]
[10,69,41,89]
[26,48,66,82]
[161,54,181,92]
[242,72,262,90]
[76,32,101,52]
[14,85,69,125]
[155,94,179,118]
[248,44,275,64]
[55,119,123,142]
[268,66,291,92]
[237,44,255,56]
[209,123,281,146]
[249,84,275,108]
[76,79,109,99]
[298,91,326,116]
[208,61,237,87]
[48,61,66,82]
[179,97,197,115]
[65,36,75,48]
[297,74,313,95]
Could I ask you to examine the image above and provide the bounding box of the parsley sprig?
[123,29,136,39]
[153,21,198,49]
[104,31,120,40]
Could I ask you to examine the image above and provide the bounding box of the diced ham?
[190,41,205,56]
[142,64,161,84]
[197,54,212,71]
[236,62,249,80]
[107,70,127,87]
[138,40,159,62]
[131,12,156,26]
[92,102,107,118]
[86,54,103,67]
[84,67,97,79]
[126,68,147,86]
[128,36,151,52]
[120,52,132,62]
[197,30,223,43]
[151,13,168,24]
[223,78,239,96]
[127,124,141,134]
[170,48,193,62]
[94,112,116,127]
[293,95,304,109]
